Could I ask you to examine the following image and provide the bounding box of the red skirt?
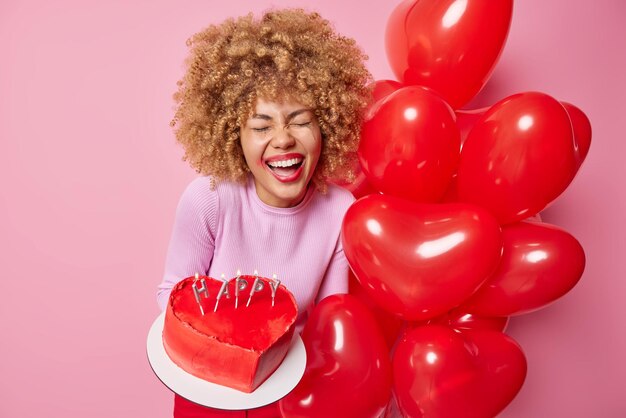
[174,394,281,418]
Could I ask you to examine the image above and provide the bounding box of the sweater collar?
[246,175,316,214]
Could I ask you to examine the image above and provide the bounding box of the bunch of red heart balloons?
[279,1,591,417]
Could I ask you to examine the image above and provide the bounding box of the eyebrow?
[251,108,313,122]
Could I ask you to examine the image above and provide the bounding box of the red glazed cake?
[162,275,298,393]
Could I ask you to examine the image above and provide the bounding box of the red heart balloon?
[393,325,527,418]
[385,0,513,109]
[455,101,590,164]
[342,194,502,321]
[461,221,586,316]
[279,294,392,418]
[457,92,578,224]
[359,86,461,203]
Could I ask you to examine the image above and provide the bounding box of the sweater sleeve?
[156,178,218,311]
[315,232,350,304]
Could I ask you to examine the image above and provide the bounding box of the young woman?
[157,8,372,417]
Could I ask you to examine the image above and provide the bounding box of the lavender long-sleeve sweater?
[157,175,355,330]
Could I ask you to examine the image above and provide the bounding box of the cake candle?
[192,274,209,316]
[235,269,248,309]
[246,270,264,308]
[269,274,281,307]
[214,273,231,312]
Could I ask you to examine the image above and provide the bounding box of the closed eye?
[252,127,271,132]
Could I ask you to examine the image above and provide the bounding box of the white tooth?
[268,158,302,168]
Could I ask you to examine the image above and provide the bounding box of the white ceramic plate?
[146,312,306,410]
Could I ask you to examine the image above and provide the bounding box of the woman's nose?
[270,127,296,149]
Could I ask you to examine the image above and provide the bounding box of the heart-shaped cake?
[162,275,298,393]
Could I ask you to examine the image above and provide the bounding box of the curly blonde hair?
[170,8,372,190]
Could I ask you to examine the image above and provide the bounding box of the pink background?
[1,0,623,416]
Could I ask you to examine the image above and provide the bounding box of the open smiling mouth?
[265,157,304,181]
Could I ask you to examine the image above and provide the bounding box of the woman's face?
[240,98,322,208]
